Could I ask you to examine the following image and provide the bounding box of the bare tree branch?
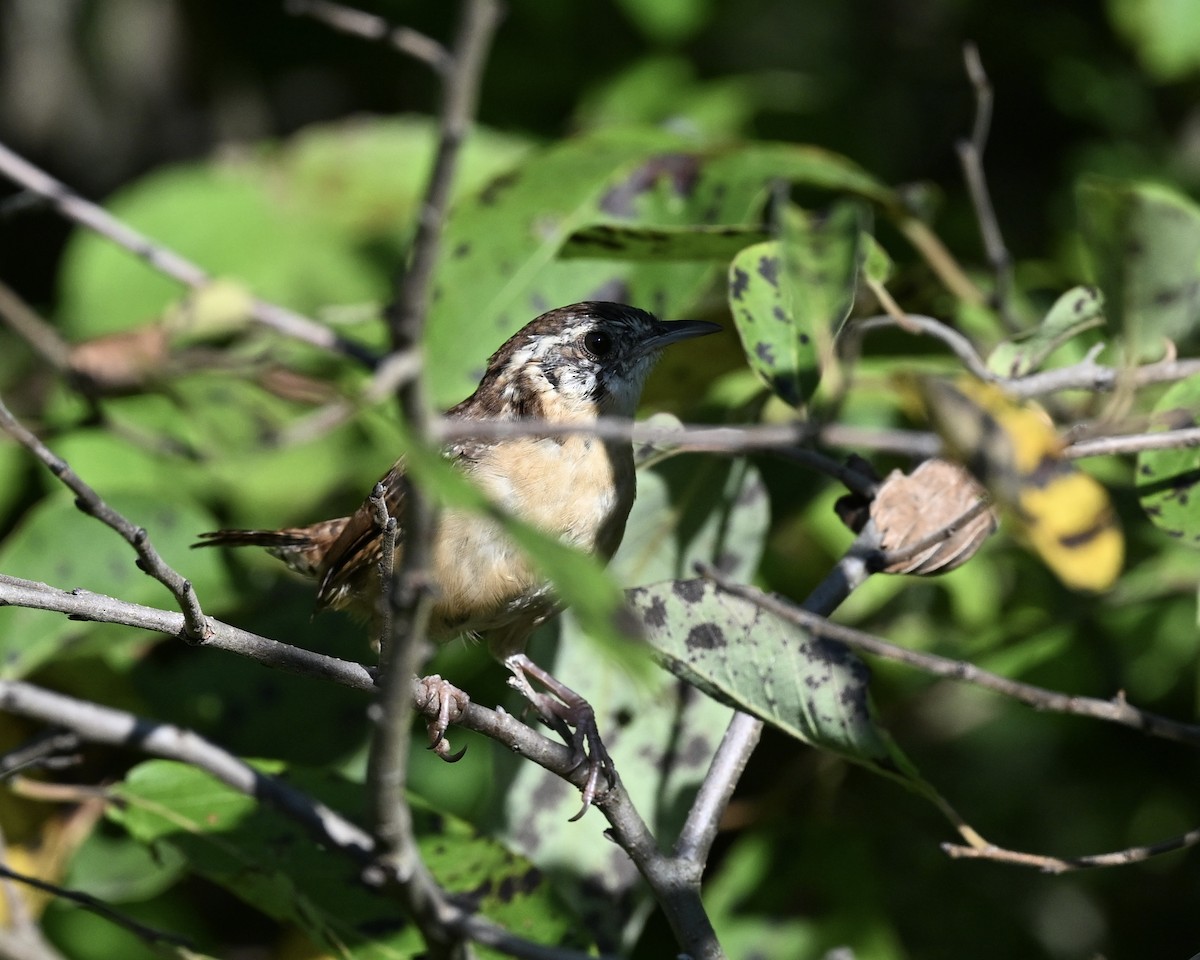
[846,314,994,381]
[956,42,1017,331]
[0,573,374,691]
[0,280,71,371]
[0,140,378,367]
[286,0,452,70]
[942,824,1200,873]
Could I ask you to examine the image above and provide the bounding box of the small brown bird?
[196,302,719,810]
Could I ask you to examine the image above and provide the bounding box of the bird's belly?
[429,436,634,638]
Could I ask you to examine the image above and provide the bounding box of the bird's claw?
[504,655,617,819]
[415,674,470,763]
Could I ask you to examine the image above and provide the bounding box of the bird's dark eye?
[583,330,613,358]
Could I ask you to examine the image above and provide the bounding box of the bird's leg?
[503,652,617,819]
[414,674,470,762]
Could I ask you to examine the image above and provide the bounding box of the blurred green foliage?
[1,1,1200,959]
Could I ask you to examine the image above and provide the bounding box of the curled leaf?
[873,459,997,575]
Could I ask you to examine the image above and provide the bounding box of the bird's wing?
[315,457,408,611]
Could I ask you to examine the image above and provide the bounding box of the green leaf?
[986,285,1106,377]
[626,578,891,765]
[1137,375,1200,546]
[57,164,383,339]
[111,760,586,956]
[613,456,770,585]
[561,223,769,261]
[727,240,815,405]
[1108,0,1200,81]
[614,0,714,44]
[1077,176,1200,359]
[0,492,230,678]
[727,202,864,407]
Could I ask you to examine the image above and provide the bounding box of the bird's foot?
[414,674,470,762]
[504,653,617,820]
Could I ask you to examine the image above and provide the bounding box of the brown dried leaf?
[67,324,170,394]
[873,458,997,575]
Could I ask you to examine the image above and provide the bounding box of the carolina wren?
[196,301,719,810]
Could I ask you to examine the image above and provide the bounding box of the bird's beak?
[638,319,722,357]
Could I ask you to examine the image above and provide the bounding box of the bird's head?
[470,302,720,421]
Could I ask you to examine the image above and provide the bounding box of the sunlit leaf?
[627,578,891,763]
[1137,375,1200,547]
[427,136,895,407]
[986,285,1106,378]
[727,203,861,407]
[1109,0,1200,80]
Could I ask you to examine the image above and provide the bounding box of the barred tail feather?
[192,519,349,580]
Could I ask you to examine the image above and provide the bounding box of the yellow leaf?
[921,376,1124,592]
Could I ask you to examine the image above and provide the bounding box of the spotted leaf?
[627,578,891,766]
[1137,375,1200,547]
[727,202,863,407]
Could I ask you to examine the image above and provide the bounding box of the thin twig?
[0,730,82,779]
[0,396,211,641]
[1065,426,1200,459]
[0,279,71,370]
[0,140,378,367]
[0,574,375,691]
[286,0,452,71]
[700,574,1200,749]
[942,824,1200,873]
[955,42,1017,331]
[1006,354,1200,399]
[674,532,879,867]
[0,862,197,951]
[848,314,994,381]
[386,0,501,351]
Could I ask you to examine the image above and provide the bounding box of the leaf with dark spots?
[562,223,768,261]
[479,169,520,205]
[755,341,776,364]
[730,266,750,300]
[673,578,706,603]
[599,152,703,217]
[1138,376,1200,547]
[756,254,780,286]
[628,578,896,768]
[642,595,668,628]
[685,622,726,651]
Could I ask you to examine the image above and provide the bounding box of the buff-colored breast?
[428,434,635,641]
